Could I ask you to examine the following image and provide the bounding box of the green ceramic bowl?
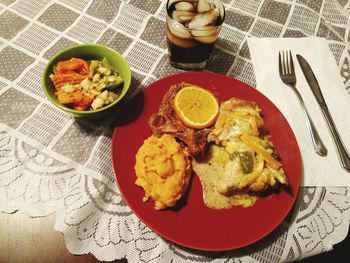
[42,44,131,118]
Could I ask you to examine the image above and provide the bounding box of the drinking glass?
[166,0,225,70]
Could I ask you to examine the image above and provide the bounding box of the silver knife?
[296,54,350,172]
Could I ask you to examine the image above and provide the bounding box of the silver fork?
[279,50,327,156]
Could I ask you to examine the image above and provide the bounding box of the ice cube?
[172,10,196,23]
[166,27,197,48]
[191,25,217,37]
[167,17,192,38]
[175,1,195,11]
[197,0,211,13]
[187,11,218,29]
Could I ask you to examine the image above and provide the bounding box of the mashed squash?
[134,134,191,210]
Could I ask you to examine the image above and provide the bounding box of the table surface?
[0,212,348,262]
[1,0,350,262]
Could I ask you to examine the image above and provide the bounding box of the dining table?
[1,0,350,262]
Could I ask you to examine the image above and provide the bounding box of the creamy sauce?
[192,145,257,209]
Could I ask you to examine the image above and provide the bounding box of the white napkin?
[247,37,350,186]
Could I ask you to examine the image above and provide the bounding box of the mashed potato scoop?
[134,134,191,210]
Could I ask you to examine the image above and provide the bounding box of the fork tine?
[278,51,283,75]
[282,51,287,75]
[289,50,295,75]
[279,50,295,76]
[281,50,287,75]
[284,50,289,74]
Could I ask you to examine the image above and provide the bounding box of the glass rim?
[166,0,226,26]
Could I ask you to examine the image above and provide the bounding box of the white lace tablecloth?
[1,0,350,262]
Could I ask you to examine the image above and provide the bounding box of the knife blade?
[296,54,350,172]
[296,55,327,107]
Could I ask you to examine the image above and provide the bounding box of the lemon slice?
[174,85,219,129]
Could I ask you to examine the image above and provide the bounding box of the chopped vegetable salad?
[50,57,123,111]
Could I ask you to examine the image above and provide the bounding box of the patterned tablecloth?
[1,0,350,262]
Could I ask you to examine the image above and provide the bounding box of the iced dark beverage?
[166,0,225,69]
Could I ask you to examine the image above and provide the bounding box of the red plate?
[111,71,302,251]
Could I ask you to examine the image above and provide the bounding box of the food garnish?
[173,85,219,129]
[50,57,123,111]
[134,134,191,210]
